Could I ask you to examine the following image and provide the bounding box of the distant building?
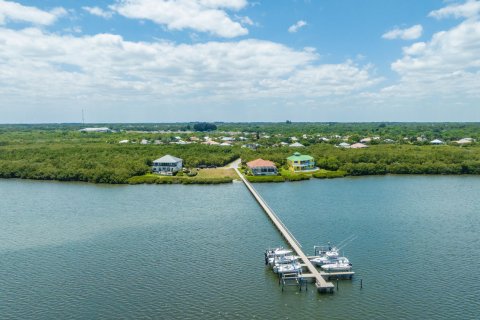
[287,152,316,172]
[152,155,183,175]
[289,142,305,147]
[456,138,474,144]
[247,159,278,176]
[79,127,112,133]
[350,143,368,149]
[140,139,149,145]
[241,143,260,150]
[430,139,444,145]
[219,142,232,146]
[119,139,129,144]
[202,140,220,145]
[337,142,351,148]
[360,137,372,143]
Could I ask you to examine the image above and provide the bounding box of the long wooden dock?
[234,168,335,293]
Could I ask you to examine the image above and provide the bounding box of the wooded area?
[0,123,479,184]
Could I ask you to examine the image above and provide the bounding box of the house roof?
[287,152,314,161]
[457,138,473,144]
[289,142,305,147]
[153,155,182,163]
[350,143,368,149]
[79,127,111,132]
[247,158,276,168]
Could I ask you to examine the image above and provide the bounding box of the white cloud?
[382,25,423,40]
[111,0,249,38]
[376,18,480,102]
[83,6,114,19]
[429,0,480,20]
[236,15,254,26]
[0,26,379,108]
[288,20,307,33]
[0,0,66,26]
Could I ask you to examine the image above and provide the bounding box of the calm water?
[0,176,479,319]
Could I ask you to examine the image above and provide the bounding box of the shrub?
[247,175,285,183]
[280,169,310,181]
[313,170,347,179]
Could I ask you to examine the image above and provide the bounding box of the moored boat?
[321,257,352,272]
[310,255,337,266]
[265,248,298,266]
[273,262,302,274]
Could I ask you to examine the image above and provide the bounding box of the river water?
[0,176,478,319]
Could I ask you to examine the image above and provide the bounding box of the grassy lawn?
[196,168,239,179]
[127,168,239,184]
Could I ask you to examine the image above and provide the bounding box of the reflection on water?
[0,177,479,319]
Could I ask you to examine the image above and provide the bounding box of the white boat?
[321,257,352,272]
[273,262,302,274]
[325,247,339,259]
[265,248,298,266]
[310,245,340,266]
[310,255,337,266]
[269,254,298,265]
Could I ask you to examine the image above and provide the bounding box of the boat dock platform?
[303,271,355,280]
[234,168,336,293]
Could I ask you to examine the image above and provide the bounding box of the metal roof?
[153,155,182,163]
[287,153,314,161]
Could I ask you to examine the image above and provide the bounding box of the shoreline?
[2,172,479,186]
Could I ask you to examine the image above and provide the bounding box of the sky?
[0,0,479,123]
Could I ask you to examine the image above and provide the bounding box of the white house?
[79,127,112,133]
[219,142,232,146]
[289,142,305,147]
[456,138,474,144]
[338,142,351,148]
[350,143,368,149]
[430,139,444,145]
[152,155,183,175]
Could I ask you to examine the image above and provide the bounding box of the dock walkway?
[234,168,335,293]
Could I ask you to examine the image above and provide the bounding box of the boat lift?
[280,272,308,292]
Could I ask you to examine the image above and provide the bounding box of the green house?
[287,152,316,172]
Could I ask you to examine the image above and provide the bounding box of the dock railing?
[251,186,302,248]
[234,168,335,293]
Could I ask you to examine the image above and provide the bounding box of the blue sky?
[0,0,479,123]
